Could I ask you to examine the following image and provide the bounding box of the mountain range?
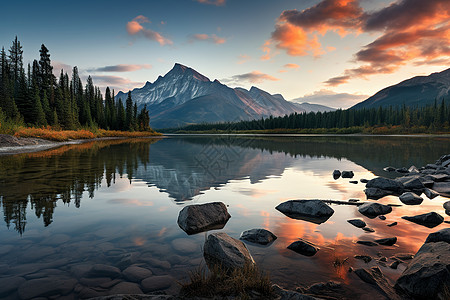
[352,67,450,109]
[116,63,334,129]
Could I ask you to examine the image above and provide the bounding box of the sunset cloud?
[127,15,172,46]
[88,64,152,72]
[194,0,225,6]
[224,71,280,84]
[284,63,300,69]
[91,75,143,92]
[189,33,226,44]
[237,54,251,64]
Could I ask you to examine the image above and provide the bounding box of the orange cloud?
[88,64,152,72]
[284,63,300,69]
[126,15,172,46]
[194,0,225,6]
[223,71,280,84]
[189,33,226,44]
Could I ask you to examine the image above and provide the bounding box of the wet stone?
[389,261,400,269]
[240,228,277,245]
[0,276,26,297]
[354,255,372,263]
[402,212,444,228]
[88,264,121,278]
[362,227,375,233]
[423,188,439,199]
[109,282,143,295]
[378,215,386,220]
[171,238,199,254]
[287,240,318,256]
[387,222,397,227]
[332,170,341,179]
[141,275,173,292]
[341,171,354,178]
[357,240,378,247]
[21,247,56,262]
[375,237,397,246]
[122,265,153,282]
[399,192,423,205]
[17,277,77,300]
[347,218,366,228]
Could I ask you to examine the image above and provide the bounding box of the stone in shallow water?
[402,212,444,228]
[423,188,439,199]
[366,177,404,193]
[358,203,392,218]
[332,170,341,179]
[171,238,199,254]
[20,246,56,262]
[17,277,77,300]
[122,265,153,282]
[341,171,354,178]
[364,188,390,200]
[109,281,143,294]
[347,218,366,228]
[287,240,318,256]
[375,237,397,246]
[357,240,378,247]
[88,264,121,278]
[239,228,277,245]
[399,192,423,205]
[275,200,334,224]
[387,222,397,227]
[424,228,450,244]
[141,275,173,292]
[354,255,372,263]
[177,202,231,235]
[0,276,26,297]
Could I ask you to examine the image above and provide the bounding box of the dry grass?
[13,126,161,141]
[180,263,275,299]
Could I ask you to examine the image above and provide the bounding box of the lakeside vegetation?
[166,101,450,135]
[0,37,157,139]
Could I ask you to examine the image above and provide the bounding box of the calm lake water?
[0,135,449,299]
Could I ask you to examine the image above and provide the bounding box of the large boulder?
[287,240,319,256]
[432,181,450,197]
[354,267,401,300]
[366,177,404,194]
[395,241,450,299]
[358,203,392,218]
[399,192,423,205]
[402,212,444,228]
[177,202,231,235]
[275,200,334,224]
[240,228,277,245]
[423,188,439,199]
[364,188,390,200]
[204,232,255,269]
[400,176,425,191]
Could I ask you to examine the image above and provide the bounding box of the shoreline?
[0,134,164,156]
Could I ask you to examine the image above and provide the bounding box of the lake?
[0,135,449,299]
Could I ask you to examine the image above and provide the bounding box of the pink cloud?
[189,33,226,44]
[126,15,172,46]
[194,0,225,6]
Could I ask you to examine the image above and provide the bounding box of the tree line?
[173,100,450,133]
[0,36,150,131]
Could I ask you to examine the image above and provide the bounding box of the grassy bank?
[172,125,450,135]
[7,126,162,142]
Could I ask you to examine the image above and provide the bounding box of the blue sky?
[2,0,449,108]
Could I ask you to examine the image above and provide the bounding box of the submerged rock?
[375,237,397,246]
[287,240,319,256]
[240,228,277,245]
[354,255,372,263]
[358,202,392,218]
[402,212,444,228]
[399,192,423,205]
[177,202,231,235]
[432,181,450,197]
[362,227,375,232]
[360,178,369,183]
[204,232,254,269]
[275,200,334,224]
[347,218,366,228]
[395,241,450,299]
[18,277,77,300]
[122,265,152,282]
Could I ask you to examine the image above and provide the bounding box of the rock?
[444,201,450,212]
[432,181,450,196]
[171,238,199,253]
[88,264,121,278]
[401,177,425,190]
[275,200,334,224]
[408,165,419,173]
[341,171,354,178]
[141,275,173,292]
[272,284,318,300]
[239,228,277,245]
[402,212,444,228]
[203,232,254,269]
[358,202,392,218]
[366,177,404,194]
[0,276,26,297]
[348,198,360,202]
[17,277,77,300]
[383,166,396,172]
[364,188,390,200]
[375,237,397,246]
[177,202,231,235]
[387,222,397,227]
[425,163,439,170]
[423,188,439,199]
[394,253,415,261]
[378,215,386,220]
[354,255,372,263]
[435,154,450,166]
[347,218,366,228]
[425,174,450,182]
[357,241,378,246]
[332,170,341,179]
[425,228,450,244]
[122,265,153,282]
[304,281,348,299]
[396,167,409,173]
[395,241,450,299]
[421,179,435,188]
[287,240,318,256]
[78,287,107,299]
[399,192,423,205]
[109,282,143,294]
[354,267,400,300]
[389,261,400,269]
[360,178,369,183]
[379,257,387,262]
[349,180,358,184]
[362,227,375,232]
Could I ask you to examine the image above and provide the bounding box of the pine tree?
[38,44,54,95]
[125,91,133,130]
[8,36,23,90]
[31,85,46,126]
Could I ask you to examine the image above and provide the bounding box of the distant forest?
[171,100,450,134]
[0,37,150,131]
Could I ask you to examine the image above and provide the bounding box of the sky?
[1,0,449,108]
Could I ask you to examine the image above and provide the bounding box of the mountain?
[291,102,336,113]
[352,68,450,109]
[116,63,305,128]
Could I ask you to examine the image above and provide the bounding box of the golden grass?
[13,126,162,141]
[180,263,275,299]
